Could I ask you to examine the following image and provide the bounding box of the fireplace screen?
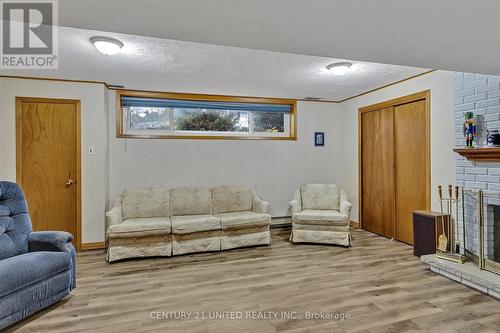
[461,188,500,275]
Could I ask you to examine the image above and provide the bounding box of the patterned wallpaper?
[0,77,108,243]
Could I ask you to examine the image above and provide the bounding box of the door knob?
[65,179,74,186]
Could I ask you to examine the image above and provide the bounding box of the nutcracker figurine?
[463,112,477,147]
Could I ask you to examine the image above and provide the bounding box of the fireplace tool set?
[436,185,466,263]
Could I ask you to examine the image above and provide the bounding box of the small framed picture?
[314,132,324,146]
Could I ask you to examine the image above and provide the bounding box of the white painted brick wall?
[455,72,500,260]
[476,175,500,183]
[455,73,500,184]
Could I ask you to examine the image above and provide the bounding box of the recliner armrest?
[28,231,76,289]
[28,231,73,252]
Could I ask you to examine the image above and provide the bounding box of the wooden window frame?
[116,89,297,140]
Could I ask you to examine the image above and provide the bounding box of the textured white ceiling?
[0,27,428,100]
[56,0,500,75]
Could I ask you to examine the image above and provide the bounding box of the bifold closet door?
[394,100,427,244]
[361,107,395,238]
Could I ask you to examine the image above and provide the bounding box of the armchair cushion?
[121,188,169,220]
[0,251,71,299]
[171,215,221,234]
[292,223,350,232]
[300,184,340,210]
[216,211,271,230]
[293,210,349,226]
[170,187,212,216]
[212,185,253,214]
[107,217,171,237]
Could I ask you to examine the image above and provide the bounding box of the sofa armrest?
[28,231,76,289]
[252,192,269,214]
[106,198,123,229]
[289,200,301,216]
[290,188,302,217]
[340,201,352,219]
[339,188,352,219]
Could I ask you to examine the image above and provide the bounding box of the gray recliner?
[0,181,76,330]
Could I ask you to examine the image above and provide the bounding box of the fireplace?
[462,188,500,275]
[487,205,500,262]
[420,186,500,299]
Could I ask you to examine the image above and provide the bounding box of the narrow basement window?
[116,91,296,140]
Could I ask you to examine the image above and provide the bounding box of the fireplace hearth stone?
[421,254,500,300]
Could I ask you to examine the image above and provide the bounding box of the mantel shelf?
[454,147,500,161]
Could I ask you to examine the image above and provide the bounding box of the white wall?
[0,71,456,243]
[108,91,341,217]
[338,70,456,222]
[0,77,108,243]
[0,77,340,244]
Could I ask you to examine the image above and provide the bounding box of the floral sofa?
[289,183,352,247]
[105,185,271,262]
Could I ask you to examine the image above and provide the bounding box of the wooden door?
[359,91,430,244]
[361,107,395,238]
[16,98,81,250]
[394,100,428,244]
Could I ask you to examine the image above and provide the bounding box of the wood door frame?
[358,90,431,236]
[15,97,82,251]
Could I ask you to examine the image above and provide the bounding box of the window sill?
[117,133,297,140]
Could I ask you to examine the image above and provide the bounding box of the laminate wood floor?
[6,228,500,333]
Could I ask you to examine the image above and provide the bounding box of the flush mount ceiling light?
[90,36,123,55]
[326,62,352,76]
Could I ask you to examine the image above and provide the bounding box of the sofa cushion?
[171,215,221,234]
[0,251,71,299]
[121,188,169,220]
[170,187,212,216]
[300,184,340,210]
[107,217,171,236]
[293,209,348,226]
[212,185,253,214]
[216,211,271,230]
